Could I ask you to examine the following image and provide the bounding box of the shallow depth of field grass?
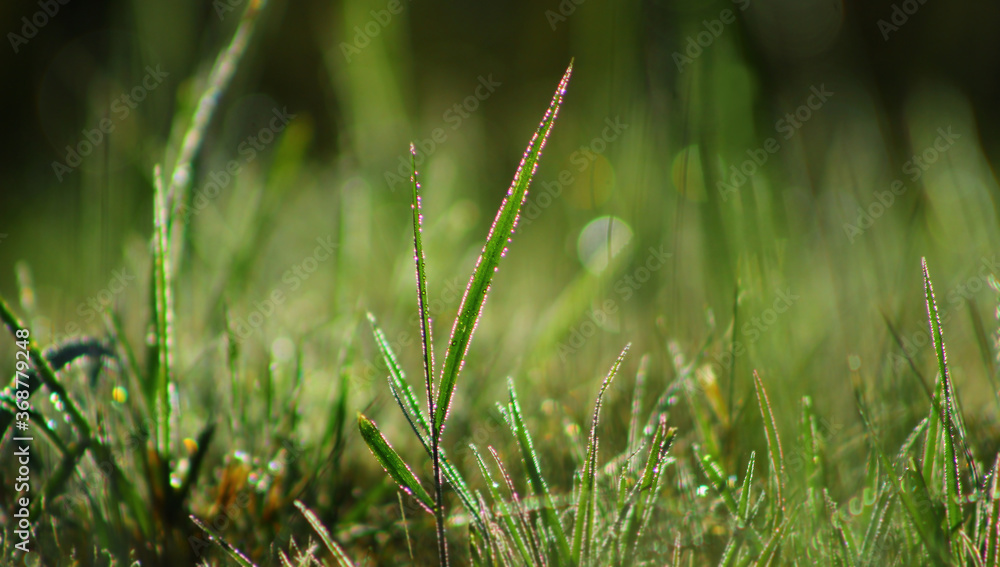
[3,0,1000,565]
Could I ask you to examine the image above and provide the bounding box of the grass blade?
[295,501,355,567]
[985,454,1000,566]
[408,143,449,566]
[738,451,755,527]
[753,370,785,518]
[505,378,572,562]
[572,343,630,563]
[357,413,435,513]
[922,258,964,559]
[434,62,572,434]
[190,515,257,567]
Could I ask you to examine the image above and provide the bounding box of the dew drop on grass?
[696,485,709,497]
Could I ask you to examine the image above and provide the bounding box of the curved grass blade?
[295,501,355,567]
[357,413,434,513]
[571,343,629,564]
[434,62,573,434]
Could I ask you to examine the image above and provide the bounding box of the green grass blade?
[408,144,449,566]
[357,413,435,513]
[571,343,629,563]
[190,515,257,567]
[295,501,355,567]
[409,143,437,430]
[922,258,963,557]
[694,444,739,517]
[753,370,785,517]
[985,454,1000,566]
[756,507,796,566]
[471,445,535,565]
[505,378,572,563]
[738,451,755,527]
[860,488,896,566]
[368,313,431,445]
[152,166,174,457]
[434,62,572,434]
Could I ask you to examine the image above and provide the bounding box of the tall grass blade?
[572,343,629,564]
[152,166,174,457]
[922,258,964,558]
[408,143,449,566]
[753,370,785,517]
[295,501,355,567]
[505,378,572,563]
[471,445,536,565]
[357,413,435,512]
[985,454,1000,566]
[434,62,572,434]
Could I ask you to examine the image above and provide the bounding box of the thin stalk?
[409,145,447,565]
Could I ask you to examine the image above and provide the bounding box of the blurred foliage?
[2,0,1000,564]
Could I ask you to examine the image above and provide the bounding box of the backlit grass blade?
[505,378,572,562]
[190,515,257,567]
[408,144,449,565]
[409,144,436,419]
[295,501,355,567]
[572,343,629,564]
[753,370,785,517]
[985,454,1000,566]
[152,165,174,457]
[738,451,755,527]
[471,445,535,565]
[922,258,963,556]
[694,444,739,517]
[368,313,431,445]
[757,507,796,566]
[434,62,572,434]
[357,413,435,513]
[859,488,895,566]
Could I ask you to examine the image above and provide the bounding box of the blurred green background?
[3,0,1000,562]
